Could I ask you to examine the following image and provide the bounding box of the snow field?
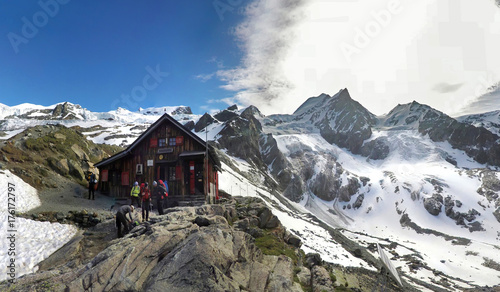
[0,170,77,282]
[218,161,376,270]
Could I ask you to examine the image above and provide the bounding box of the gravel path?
[25,180,117,219]
[26,178,158,224]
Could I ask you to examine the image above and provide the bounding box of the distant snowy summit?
[0,101,192,121]
[0,101,193,120]
[0,101,198,145]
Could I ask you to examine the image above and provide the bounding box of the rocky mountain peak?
[241,105,263,119]
[170,106,193,115]
[336,88,352,100]
[51,102,83,120]
[381,100,445,129]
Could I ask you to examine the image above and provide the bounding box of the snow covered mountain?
[458,110,500,136]
[199,90,500,290]
[0,102,197,147]
[2,91,500,291]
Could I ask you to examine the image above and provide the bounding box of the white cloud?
[194,73,215,82]
[218,0,500,116]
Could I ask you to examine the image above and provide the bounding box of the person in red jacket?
[153,180,168,215]
[141,182,151,221]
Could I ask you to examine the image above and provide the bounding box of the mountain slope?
[2,94,500,291]
[381,100,500,166]
[457,110,500,136]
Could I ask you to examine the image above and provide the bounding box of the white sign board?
[147,160,154,167]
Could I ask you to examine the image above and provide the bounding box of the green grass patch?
[254,230,298,264]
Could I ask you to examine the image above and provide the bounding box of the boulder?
[353,193,364,209]
[494,207,500,223]
[296,266,311,286]
[285,232,302,248]
[68,159,85,181]
[338,178,361,202]
[311,265,334,292]
[49,158,70,176]
[306,253,322,268]
[423,194,443,216]
[71,144,90,161]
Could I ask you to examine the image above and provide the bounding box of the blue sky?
[0,1,244,114]
[1,1,500,116]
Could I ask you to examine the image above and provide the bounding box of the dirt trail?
[26,179,116,219]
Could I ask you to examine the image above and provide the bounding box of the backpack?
[89,173,96,185]
[142,189,151,200]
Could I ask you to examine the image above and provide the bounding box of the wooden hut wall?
[98,118,218,199]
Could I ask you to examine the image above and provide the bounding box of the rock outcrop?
[4,197,309,292]
[0,124,122,188]
[4,196,410,291]
[294,89,377,156]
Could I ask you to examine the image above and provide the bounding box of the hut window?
[168,137,176,146]
[158,138,166,147]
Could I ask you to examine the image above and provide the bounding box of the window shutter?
[175,165,182,180]
[121,171,130,186]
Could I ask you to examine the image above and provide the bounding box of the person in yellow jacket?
[130,181,141,208]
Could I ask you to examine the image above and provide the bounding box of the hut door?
[189,161,195,194]
[195,162,204,195]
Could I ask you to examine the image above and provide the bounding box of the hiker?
[161,180,169,207]
[153,180,168,215]
[130,182,141,208]
[88,172,97,200]
[116,205,134,238]
[141,182,151,222]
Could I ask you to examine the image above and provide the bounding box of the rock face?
[0,124,122,188]
[7,197,308,292]
[384,101,500,166]
[294,89,377,156]
[423,194,443,216]
[194,112,216,132]
[217,106,267,171]
[170,106,193,115]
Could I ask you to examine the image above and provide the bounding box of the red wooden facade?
[95,114,220,206]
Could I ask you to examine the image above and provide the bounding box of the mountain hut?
[95,113,220,207]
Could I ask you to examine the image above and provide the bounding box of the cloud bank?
[217,0,500,116]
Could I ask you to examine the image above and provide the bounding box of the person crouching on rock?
[116,205,134,238]
[130,181,141,208]
[141,182,151,222]
[153,180,167,215]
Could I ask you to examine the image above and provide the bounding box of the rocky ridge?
[1,197,404,292]
[0,124,122,189]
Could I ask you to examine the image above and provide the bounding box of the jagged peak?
[381,100,450,128]
[386,100,435,115]
[292,89,376,123]
[241,105,263,118]
[293,93,331,116]
[336,88,351,99]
